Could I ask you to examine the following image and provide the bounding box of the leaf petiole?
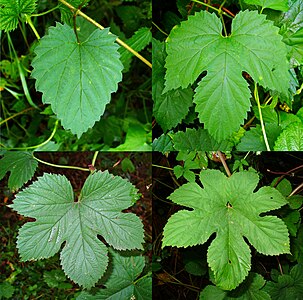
[32,154,91,172]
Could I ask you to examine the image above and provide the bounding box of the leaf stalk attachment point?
[58,0,152,69]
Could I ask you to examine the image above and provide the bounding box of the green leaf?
[76,249,151,300]
[152,134,174,153]
[237,124,281,151]
[164,10,289,141]
[162,169,290,290]
[153,39,193,131]
[0,151,38,192]
[119,27,152,72]
[0,282,15,299]
[244,0,289,11]
[0,0,37,32]
[200,272,270,299]
[264,264,303,299]
[9,171,144,289]
[274,123,303,150]
[172,128,233,151]
[110,123,152,151]
[31,23,123,137]
[43,270,72,289]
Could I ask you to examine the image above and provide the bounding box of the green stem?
[254,83,270,151]
[152,164,173,171]
[133,272,151,285]
[31,5,60,17]
[33,154,90,172]
[296,82,303,95]
[24,15,40,40]
[2,120,59,150]
[7,33,39,109]
[152,22,168,36]
[91,151,99,166]
[220,14,228,36]
[58,0,152,68]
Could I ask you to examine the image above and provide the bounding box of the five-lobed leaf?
[162,169,290,290]
[0,0,37,32]
[164,10,289,141]
[31,22,123,137]
[9,171,144,289]
[0,151,38,191]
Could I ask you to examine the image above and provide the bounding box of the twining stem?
[2,120,59,150]
[33,154,90,172]
[58,0,152,69]
[217,151,231,177]
[254,82,270,151]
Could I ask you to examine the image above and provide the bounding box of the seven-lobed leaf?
[164,10,290,141]
[9,171,144,289]
[31,22,123,137]
[162,169,290,290]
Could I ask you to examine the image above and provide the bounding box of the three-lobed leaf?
[0,151,38,191]
[164,10,289,141]
[162,169,290,290]
[31,23,123,137]
[0,0,37,32]
[9,171,144,289]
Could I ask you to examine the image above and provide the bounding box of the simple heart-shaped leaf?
[9,171,144,289]
[164,10,289,141]
[162,169,290,290]
[31,23,123,137]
